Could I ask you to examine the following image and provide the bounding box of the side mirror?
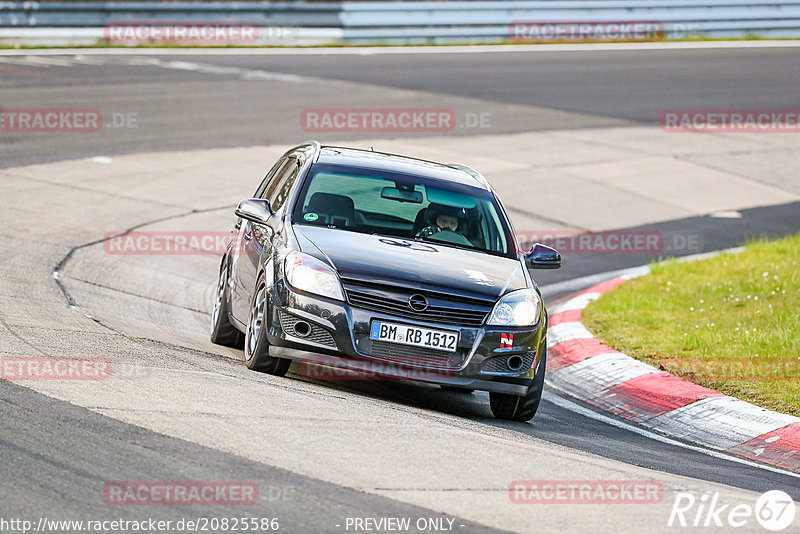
[525,243,561,269]
[235,198,278,230]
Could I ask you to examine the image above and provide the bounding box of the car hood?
[293,225,527,300]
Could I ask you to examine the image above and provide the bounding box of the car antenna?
[368,146,374,152]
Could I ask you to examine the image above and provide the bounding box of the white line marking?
[710,210,743,218]
[544,388,800,479]
[20,56,76,67]
[547,321,593,346]
[0,41,799,57]
[1,53,321,83]
[153,59,310,82]
[550,292,602,314]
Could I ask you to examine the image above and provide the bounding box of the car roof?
[313,145,491,191]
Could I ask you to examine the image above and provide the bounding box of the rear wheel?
[490,341,547,422]
[210,263,244,348]
[244,274,291,376]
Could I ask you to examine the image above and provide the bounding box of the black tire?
[489,340,547,422]
[244,274,291,376]
[210,261,244,348]
[440,385,475,394]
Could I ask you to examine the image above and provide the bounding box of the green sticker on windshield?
[304,212,319,221]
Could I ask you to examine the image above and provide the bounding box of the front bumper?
[267,282,546,395]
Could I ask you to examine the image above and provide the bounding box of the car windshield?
[292,163,513,257]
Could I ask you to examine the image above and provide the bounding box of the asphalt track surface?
[1,45,799,532]
[2,46,800,167]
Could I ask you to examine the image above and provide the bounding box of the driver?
[417,204,466,239]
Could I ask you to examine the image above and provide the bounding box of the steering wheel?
[425,229,473,247]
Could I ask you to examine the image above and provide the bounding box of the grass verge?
[582,234,800,416]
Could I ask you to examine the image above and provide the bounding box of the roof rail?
[299,139,322,162]
[446,163,490,189]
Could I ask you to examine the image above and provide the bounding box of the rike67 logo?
[668,490,796,531]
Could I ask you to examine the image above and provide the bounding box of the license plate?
[369,321,459,352]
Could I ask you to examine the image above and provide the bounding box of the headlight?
[284,252,344,301]
[487,289,541,326]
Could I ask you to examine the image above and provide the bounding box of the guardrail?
[2,1,800,45]
[0,2,342,27]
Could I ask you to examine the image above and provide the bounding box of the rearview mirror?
[381,187,423,204]
[235,198,278,230]
[525,243,561,269]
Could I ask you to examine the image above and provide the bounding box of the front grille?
[278,310,336,348]
[368,340,464,370]
[482,351,537,375]
[343,279,492,327]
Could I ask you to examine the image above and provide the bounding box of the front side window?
[269,160,300,211]
[292,163,513,257]
[254,157,287,198]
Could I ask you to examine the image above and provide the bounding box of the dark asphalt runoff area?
[2,47,799,167]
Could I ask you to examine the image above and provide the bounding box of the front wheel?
[210,263,244,348]
[244,274,291,376]
[490,342,547,422]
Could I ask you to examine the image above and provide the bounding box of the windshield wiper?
[415,233,482,253]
